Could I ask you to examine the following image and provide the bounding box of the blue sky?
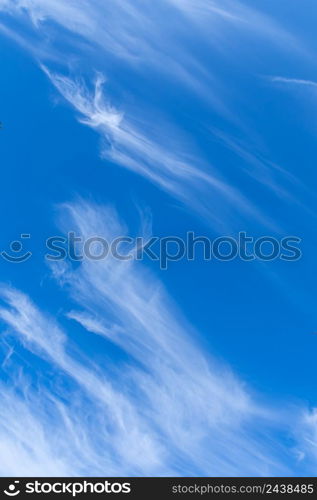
[0,0,317,476]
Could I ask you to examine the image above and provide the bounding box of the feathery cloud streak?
[0,200,305,476]
[0,0,300,67]
[0,0,304,231]
[270,77,317,89]
[42,67,273,230]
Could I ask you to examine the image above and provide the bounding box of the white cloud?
[211,128,302,203]
[1,0,300,58]
[0,199,312,476]
[270,77,317,89]
[0,0,305,118]
[289,408,317,472]
[47,200,301,474]
[0,288,168,476]
[168,0,300,49]
[0,386,74,476]
[0,0,314,477]
[303,409,317,455]
[0,199,302,476]
[42,68,272,230]
[0,0,303,232]
[0,0,218,98]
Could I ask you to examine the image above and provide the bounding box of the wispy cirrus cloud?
[0,384,75,476]
[43,199,306,474]
[0,0,306,123]
[0,0,314,479]
[0,0,219,100]
[0,0,304,233]
[41,67,273,231]
[0,287,168,476]
[270,76,317,89]
[167,0,299,49]
[211,128,304,202]
[0,0,302,58]
[0,284,258,477]
[0,199,305,476]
